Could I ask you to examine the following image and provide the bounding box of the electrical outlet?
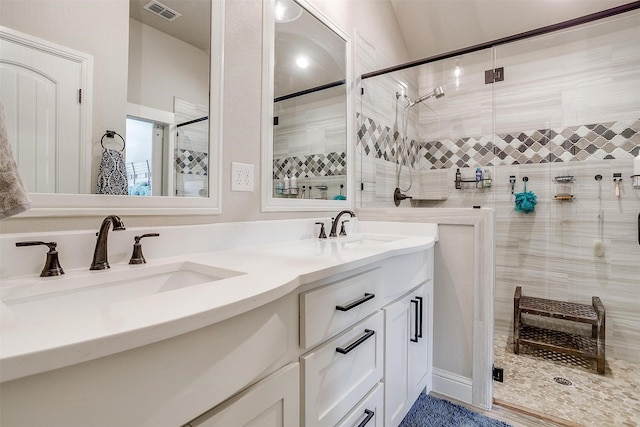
[493,366,504,382]
[231,162,254,192]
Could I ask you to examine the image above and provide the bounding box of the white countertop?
[0,226,436,383]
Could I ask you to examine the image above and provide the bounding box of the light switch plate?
[231,162,254,192]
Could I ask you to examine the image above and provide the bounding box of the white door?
[0,26,91,194]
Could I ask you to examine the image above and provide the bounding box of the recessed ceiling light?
[296,56,309,69]
[275,0,302,23]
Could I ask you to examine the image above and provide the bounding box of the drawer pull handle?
[336,329,375,354]
[336,293,375,311]
[416,296,423,339]
[410,299,419,342]
[357,409,375,427]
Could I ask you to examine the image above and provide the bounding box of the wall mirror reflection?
[262,0,352,211]
[0,0,218,206]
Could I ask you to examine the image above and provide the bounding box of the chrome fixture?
[394,187,412,207]
[129,233,160,264]
[329,210,355,237]
[15,241,65,277]
[407,86,445,107]
[90,215,126,270]
[394,86,445,200]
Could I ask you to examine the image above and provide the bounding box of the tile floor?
[493,334,640,427]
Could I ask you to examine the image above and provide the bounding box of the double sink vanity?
[0,217,437,427]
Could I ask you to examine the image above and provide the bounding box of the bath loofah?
[514,181,537,213]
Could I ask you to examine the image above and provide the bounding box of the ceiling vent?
[143,1,182,22]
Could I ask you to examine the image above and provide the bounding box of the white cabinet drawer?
[301,311,384,427]
[300,268,383,349]
[336,382,384,427]
[185,363,299,427]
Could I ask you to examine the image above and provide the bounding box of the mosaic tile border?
[175,149,208,176]
[273,152,347,179]
[357,114,640,169]
[357,113,416,167]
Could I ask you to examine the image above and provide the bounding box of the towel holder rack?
[101,130,125,152]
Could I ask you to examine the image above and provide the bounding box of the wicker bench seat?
[513,286,606,374]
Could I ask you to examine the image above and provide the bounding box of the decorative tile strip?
[175,149,208,175]
[273,152,347,179]
[357,113,640,169]
[357,113,417,167]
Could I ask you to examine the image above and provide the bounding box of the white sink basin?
[1,261,244,320]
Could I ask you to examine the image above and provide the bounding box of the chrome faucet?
[90,215,126,270]
[329,210,355,237]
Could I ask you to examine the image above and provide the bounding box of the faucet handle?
[129,233,160,265]
[16,241,65,277]
[340,220,349,236]
[315,222,327,239]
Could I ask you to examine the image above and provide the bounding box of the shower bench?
[513,286,606,374]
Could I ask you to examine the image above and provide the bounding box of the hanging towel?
[96,148,129,195]
[0,104,31,219]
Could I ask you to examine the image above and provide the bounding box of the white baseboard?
[431,368,473,404]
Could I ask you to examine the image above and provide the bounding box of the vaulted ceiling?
[389,0,634,61]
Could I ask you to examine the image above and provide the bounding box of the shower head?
[410,86,445,106]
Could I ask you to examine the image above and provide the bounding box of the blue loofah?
[514,190,537,213]
[514,179,537,213]
[333,194,346,200]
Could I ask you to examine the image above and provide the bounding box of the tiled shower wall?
[357,11,640,362]
[175,98,208,197]
[272,88,347,199]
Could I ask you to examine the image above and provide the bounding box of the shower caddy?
[513,286,606,374]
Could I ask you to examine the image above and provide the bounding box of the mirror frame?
[15,0,224,218]
[261,0,353,212]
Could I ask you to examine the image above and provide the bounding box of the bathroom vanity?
[0,219,436,427]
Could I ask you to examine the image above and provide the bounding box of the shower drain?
[553,377,573,386]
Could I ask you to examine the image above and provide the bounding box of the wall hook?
[509,176,516,194]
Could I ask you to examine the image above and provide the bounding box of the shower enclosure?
[357,5,640,423]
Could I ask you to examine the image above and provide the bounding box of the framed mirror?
[261,0,353,211]
[0,0,223,216]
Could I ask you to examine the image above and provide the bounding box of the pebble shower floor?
[492,334,640,426]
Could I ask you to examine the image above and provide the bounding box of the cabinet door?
[410,282,432,397]
[187,363,299,427]
[384,284,430,427]
[383,292,413,427]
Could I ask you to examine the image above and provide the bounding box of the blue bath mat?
[399,393,512,427]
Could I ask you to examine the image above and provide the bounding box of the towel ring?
[100,130,125,152]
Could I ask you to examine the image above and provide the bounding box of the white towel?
[0,103,31,219]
